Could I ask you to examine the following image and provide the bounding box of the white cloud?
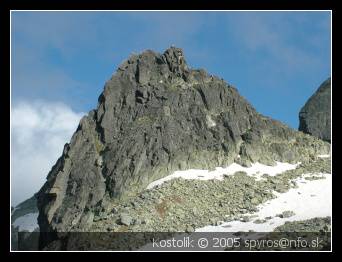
[11,100,85,206]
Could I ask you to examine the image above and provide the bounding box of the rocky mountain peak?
[37,47,330,247]
[115,46,190,87]
[162,46,189,75]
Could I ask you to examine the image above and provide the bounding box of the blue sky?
[10,11,331,204]
[12,11,331,128]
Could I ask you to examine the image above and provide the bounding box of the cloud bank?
[11,101,85,206]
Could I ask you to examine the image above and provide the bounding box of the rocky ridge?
[88,157,331,233]
[37,47,330,247]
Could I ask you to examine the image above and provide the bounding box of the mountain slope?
[37,47,329,247]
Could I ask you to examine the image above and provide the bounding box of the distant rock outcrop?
[37,47,330,248]
[11,195,39,250]
[299,78,331,142]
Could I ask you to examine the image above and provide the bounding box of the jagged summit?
[116,46,193,85]
[37,47,329,247]
[162,46,189,74]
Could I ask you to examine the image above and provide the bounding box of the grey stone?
[278,210,296,218]
[133,218,141,225]
[274,184,288,193]
[185,225,194,233]
[119,213,133,226]
[299,78,331,142]
[253,219,267,224]
[274,217,330,232]
[240,216,251,222]
[250,197,260,205]
[111,207,118,214]
[93,216,101,222]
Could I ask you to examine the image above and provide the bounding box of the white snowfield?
[196,172,331,232]
[146,155,331,233]
[140,170,331,251]
[13,212,39,232]
[146,161,299,189]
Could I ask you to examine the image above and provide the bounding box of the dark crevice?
[195,87,209,110]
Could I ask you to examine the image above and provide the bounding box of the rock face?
[299,78,331,142]
[37,47,329,247]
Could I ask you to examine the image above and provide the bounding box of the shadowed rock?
[299,78,331,142]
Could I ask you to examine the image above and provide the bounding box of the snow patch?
[196,172,331,232]
[146,161,299,189]
[318,154,330,158]
[13,212,39,232]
